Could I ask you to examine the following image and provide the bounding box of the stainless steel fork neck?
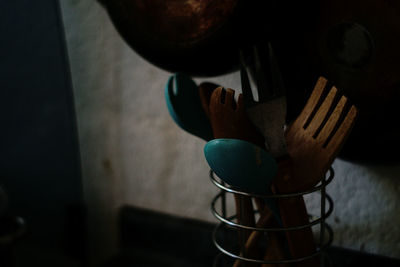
[239,41,288,158]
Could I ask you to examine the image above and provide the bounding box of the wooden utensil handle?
[261,230,290,267]
[276,195,319,267]
[233,194,260,267]
[272,157,320,267]
[233,200,288,267]
[234,194,256,241]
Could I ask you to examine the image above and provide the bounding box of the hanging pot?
[98,0,277,76]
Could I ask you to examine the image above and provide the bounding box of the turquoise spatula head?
[165,73,213,141]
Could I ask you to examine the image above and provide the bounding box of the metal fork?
[240,42,287,158]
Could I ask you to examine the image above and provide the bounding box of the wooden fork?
[275,76,358,193]
[271,77,358,267]
[239,77,358,266]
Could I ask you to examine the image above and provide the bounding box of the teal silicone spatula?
[165,73,214,141]
[204,138,281,223]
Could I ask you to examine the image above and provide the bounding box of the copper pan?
[99,0,277,76]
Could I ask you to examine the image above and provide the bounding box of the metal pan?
[98,0,275,76]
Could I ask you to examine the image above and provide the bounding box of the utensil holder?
[210,168,335,266]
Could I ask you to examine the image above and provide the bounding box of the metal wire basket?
[210,167,335,266]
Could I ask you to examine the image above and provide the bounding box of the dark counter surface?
[104,205,399,267]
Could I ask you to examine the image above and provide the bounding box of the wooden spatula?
[278,76,358,192]
[209,87,266,149]
[270,77,358,266]
[242,77,358,266]
[198,82,220,119]
[208,86,267,266]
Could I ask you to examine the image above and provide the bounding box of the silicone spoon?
[206,87,282,221]
[204,138,277,194]
[206,86,295,266]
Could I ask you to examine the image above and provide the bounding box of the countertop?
[104,206,400,267]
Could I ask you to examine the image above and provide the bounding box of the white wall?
[60,0,400,264]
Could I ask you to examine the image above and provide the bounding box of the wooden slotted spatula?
[276,76,358,193]
[208,86,267,266]
[243,76,358,266]
[268,77,358,266]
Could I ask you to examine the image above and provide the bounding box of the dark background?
[1,1,399,266]
[0,0,84,266]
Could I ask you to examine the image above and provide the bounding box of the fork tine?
[316,95,348,144]
[306,86,338,135]
[295,77,328,128]
[252,42,285,102]
[325,105,358,151]
[239,50,256,106]
[253,44,268,101]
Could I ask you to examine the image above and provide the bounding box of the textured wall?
[60,0,400,264]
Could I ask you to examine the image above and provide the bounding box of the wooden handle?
[198,82,219,119]
[261,230,290,267]
[233,200,288,267]
[241,157,319,267]
[206,87,271,266]
[233,195,260,267]
[271,157,320,267]
[234,194,256,242]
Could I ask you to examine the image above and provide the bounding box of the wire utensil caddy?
[210,167,335,266]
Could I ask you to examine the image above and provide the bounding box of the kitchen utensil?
[206,87,259,233]
[244,77,358,266]
[98,0,276,76]
[204,138,277,195]
[239,43,299,267]
[198,82,220,119]
[199,82,274,190]
[240,42,287,158]
[240,44,320,267]
[165,73,213,141]
[204,137,283,262]
[206,86,277,265]
[208,87,266,149]
[278,76,358,192]
[203,84,286,265]
[273,77,357,266]
[239,42,288,222]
